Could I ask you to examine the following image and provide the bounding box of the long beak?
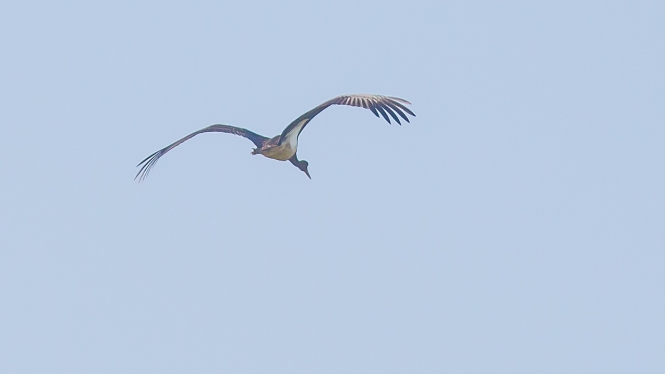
[304,169,311,179]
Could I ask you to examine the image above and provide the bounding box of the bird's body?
[252,118,308,160]
[257,139,296,161]
[135,94,415,181]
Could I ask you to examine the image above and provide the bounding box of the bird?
[135,94,415,181]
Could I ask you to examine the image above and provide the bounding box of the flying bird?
[135,94,415,181]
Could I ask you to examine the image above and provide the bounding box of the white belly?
[262,143,296,161]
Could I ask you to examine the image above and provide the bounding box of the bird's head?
[297,160,311,179]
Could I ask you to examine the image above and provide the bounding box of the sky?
[1,0,664,373]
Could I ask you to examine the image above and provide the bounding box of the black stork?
[135,94,415,181]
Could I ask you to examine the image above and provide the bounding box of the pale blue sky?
[1,1,664,373]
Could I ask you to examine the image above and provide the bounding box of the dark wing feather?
[135,124,268,182]
[279,94,416,143]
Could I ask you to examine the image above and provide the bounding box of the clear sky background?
[1,1,663,373]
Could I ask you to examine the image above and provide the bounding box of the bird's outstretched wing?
[135,124,268,182]
[279,94,416,144]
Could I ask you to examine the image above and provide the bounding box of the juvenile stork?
[135,94,415,181]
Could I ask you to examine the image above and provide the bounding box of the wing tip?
[387,96,412,105]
